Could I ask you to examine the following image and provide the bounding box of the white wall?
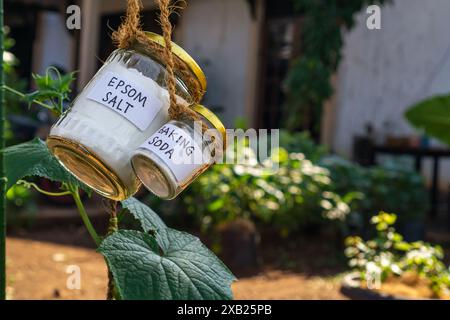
[32,11,75,75]
[79,0,158,87]
[80,0,261,128]
[175,0,261,128]
[333,0,450,187]
[334,0,450,154]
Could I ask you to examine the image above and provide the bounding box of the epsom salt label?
[139,123,206,182]
[87,70,163,131]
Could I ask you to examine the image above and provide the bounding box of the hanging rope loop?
[112,0,202,123]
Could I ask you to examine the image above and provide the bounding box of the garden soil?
[6,236,346,300]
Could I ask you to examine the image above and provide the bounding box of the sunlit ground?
[6,235,345,300]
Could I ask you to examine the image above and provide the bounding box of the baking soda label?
[87,70,163,131]
[140,124,207,182]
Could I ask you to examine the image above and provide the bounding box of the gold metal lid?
[192,104,227,150]
[145,32,207,93]
[46,136,136,201]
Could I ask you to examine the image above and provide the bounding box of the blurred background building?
[6,0,450,186]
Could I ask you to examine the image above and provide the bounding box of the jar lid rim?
[192,104,227,150]
[145,32,207,93]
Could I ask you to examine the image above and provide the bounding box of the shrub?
[345,212,450,297]
[279,130,327,162]
[180,132,428,238]
[183,143,353,236]
[321,156,429,231]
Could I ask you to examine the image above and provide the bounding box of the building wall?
[175,0,262,128]
[78,0,158,87]
[334,0,450,155]
[332,0,450,187]
[32,11,75,76]
[78,0,261,128]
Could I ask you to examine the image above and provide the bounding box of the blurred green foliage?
[183,142,352,237]
[286,0,389,131]
[164,131,429,239]
[321,156,429,230]
[405,94,450,146]
[345,212,450,297]
[279,130,327,162]
[3,27,27,144]
[3,27,38,224]
[5,183,38,228]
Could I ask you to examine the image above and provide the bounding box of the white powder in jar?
[49,60,189,190]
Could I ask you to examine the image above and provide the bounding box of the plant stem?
[34,189,72,197]
[0,0,5,301]
[71,186,101,246]
[104,199,119,300]
[2,85,55,111]
[17,180,72,197]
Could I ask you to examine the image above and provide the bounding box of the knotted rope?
[112,0,203,123]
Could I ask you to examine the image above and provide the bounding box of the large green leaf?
[99,229,236,300]
[405,95,450,146]
[2,138,86,190]
[121,197,166,232]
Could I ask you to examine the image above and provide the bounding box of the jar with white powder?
[47,32,206,200]
[131,105,226,200]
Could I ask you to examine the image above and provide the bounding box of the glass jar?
[47,32,206,200]
[131,105,226,200]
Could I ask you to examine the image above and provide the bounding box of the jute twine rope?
[112,0,203,123]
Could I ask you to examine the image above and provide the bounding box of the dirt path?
[7,237,108,300]
[6,237,346,300]
[233,271,345,300]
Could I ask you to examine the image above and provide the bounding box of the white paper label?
[139,124,209,183]
[87,70,163,131]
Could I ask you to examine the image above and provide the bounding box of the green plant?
[405,94,450,146]
[2,30,37,224]
[345,212,450,297]
[4,67,76,116]
[178,130,427,242]
[183,141,353,237]
[3,27,27,118]
[2,27,38,150]
[5,182,37,228]
[279,129,327,162]
[1,68,235,300]
[3,26,26,114]
[285,0,389,132]
[321,156,429,230]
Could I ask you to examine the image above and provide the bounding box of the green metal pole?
[0,0,6,301]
